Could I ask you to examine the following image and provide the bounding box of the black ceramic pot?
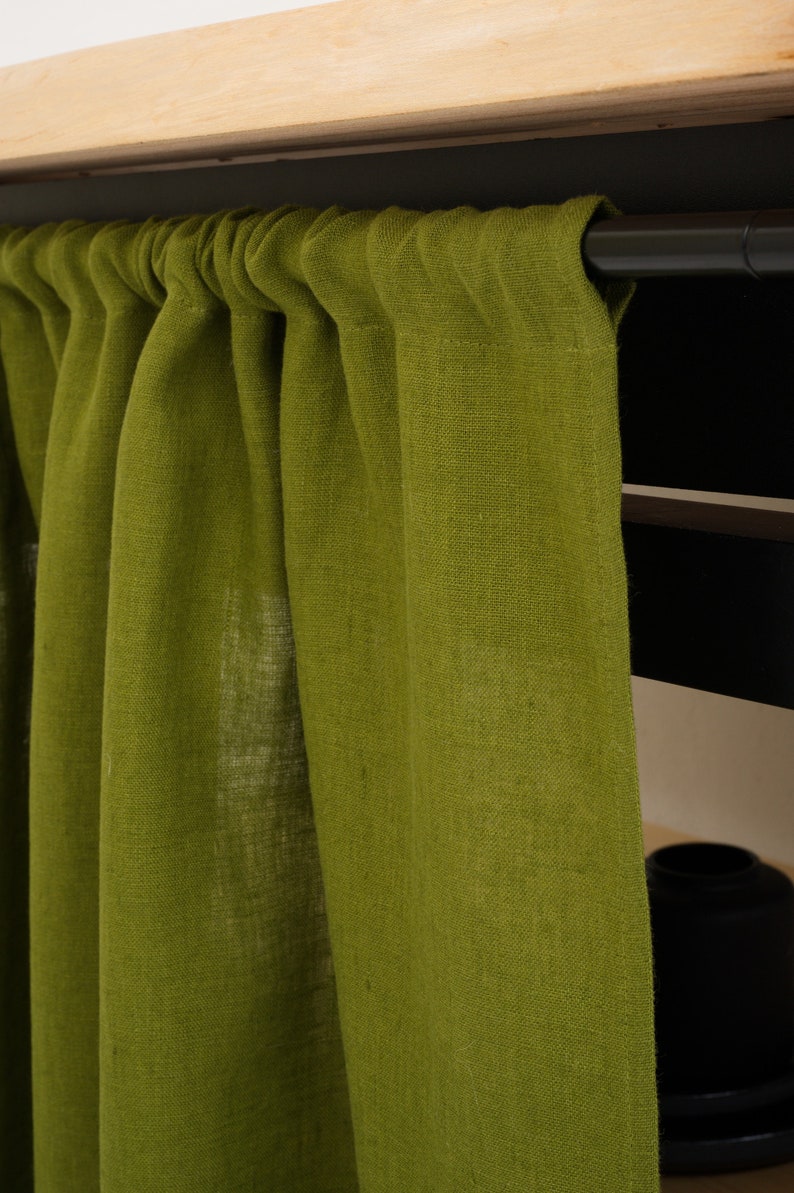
[646,840,794,1173]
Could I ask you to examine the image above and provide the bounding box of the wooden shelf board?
[661,1166,794,1192]
[622,494,794,544]
[1,0,794,180]
[643,822,794,882]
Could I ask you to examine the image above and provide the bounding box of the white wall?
[2,0,338,66]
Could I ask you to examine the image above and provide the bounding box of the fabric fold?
[0,199,658,1193]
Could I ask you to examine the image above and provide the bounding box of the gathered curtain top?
[0,200,626,337]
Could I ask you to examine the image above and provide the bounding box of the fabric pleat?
[0,200,659,1192]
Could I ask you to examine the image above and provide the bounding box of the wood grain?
[643,822,794,880]
[661,1166,794,1192]
[1,0,794,179]
[621,494,794,543]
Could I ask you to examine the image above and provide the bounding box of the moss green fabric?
[0,200,658,1192]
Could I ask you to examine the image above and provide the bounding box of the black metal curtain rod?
[583,209,794,278]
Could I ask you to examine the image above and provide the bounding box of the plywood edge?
[2,0,794,180]
[643,821,794,880]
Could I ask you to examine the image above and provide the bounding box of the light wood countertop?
[1,0,793,180]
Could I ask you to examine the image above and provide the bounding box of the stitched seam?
[552,213,638,1191]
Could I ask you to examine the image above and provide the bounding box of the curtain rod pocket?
[583,209,794,278]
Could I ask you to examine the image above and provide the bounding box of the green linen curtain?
[0,199,658,1192]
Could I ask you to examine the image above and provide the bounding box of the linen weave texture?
[0,199,659,1192]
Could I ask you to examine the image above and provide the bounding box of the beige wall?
[634,677,794,866]
[627,486,794,866]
